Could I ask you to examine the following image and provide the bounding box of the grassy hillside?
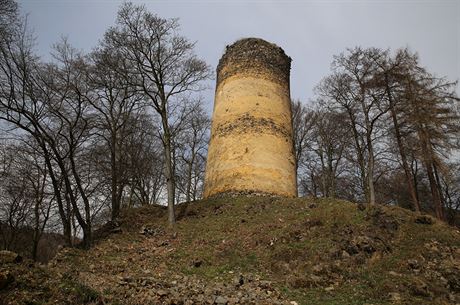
[1,196,459,305]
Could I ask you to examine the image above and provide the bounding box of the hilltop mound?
[1,197,459,305]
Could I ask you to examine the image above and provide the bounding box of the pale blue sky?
[19,0,460,111]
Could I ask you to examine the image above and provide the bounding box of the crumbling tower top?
[217,38,291,85]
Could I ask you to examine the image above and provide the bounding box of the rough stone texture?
[204,38,297,198]
[216,38,291,86]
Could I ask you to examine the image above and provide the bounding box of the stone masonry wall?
[204,38,297,198]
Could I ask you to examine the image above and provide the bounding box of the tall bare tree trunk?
[425,161,444,220]
[347,109,369,203]
[432,161,445,220]
[418,129,444,220]
[367,147,376,205]
[385,80,421,211]
[389,108,421,211]
[32,200,40,261]
[361,94,376,206]
[185,161,193,203]
[40,142,72,246]
[162,119,176,225]
[111,132,120,220]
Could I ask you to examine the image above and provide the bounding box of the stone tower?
[204,38,297,198]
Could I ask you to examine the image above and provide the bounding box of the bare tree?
[291,100,316,174]
[45,40,100,248]
[0,140,54,259]
[294,102,352,199]
[441,162,460,224]
[125,113,165,206]
[88,43,144,220]
[19,142,53,260]
[103,2,211,224]
[0,17,76,245]
[0,142,32,250]
[401,68,459,219]
[0,0,18,41]
[175,101,210,202]
[312,46,459,219]
[0,30,98,248]
[373,49,422,211]
[311,108,349,198]
[317,47,390,205]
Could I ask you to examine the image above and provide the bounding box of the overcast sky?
[18,0,460,111]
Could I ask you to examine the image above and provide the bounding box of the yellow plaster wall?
[204,74,297,198]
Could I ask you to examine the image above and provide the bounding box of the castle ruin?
[204,38,297,198]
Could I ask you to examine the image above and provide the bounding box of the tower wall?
[204,38,297,198]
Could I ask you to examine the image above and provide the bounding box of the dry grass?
[1,196,459,305]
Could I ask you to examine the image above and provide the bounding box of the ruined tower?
[204,38,297,198]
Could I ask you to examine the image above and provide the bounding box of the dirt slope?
[1,196,459,305]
